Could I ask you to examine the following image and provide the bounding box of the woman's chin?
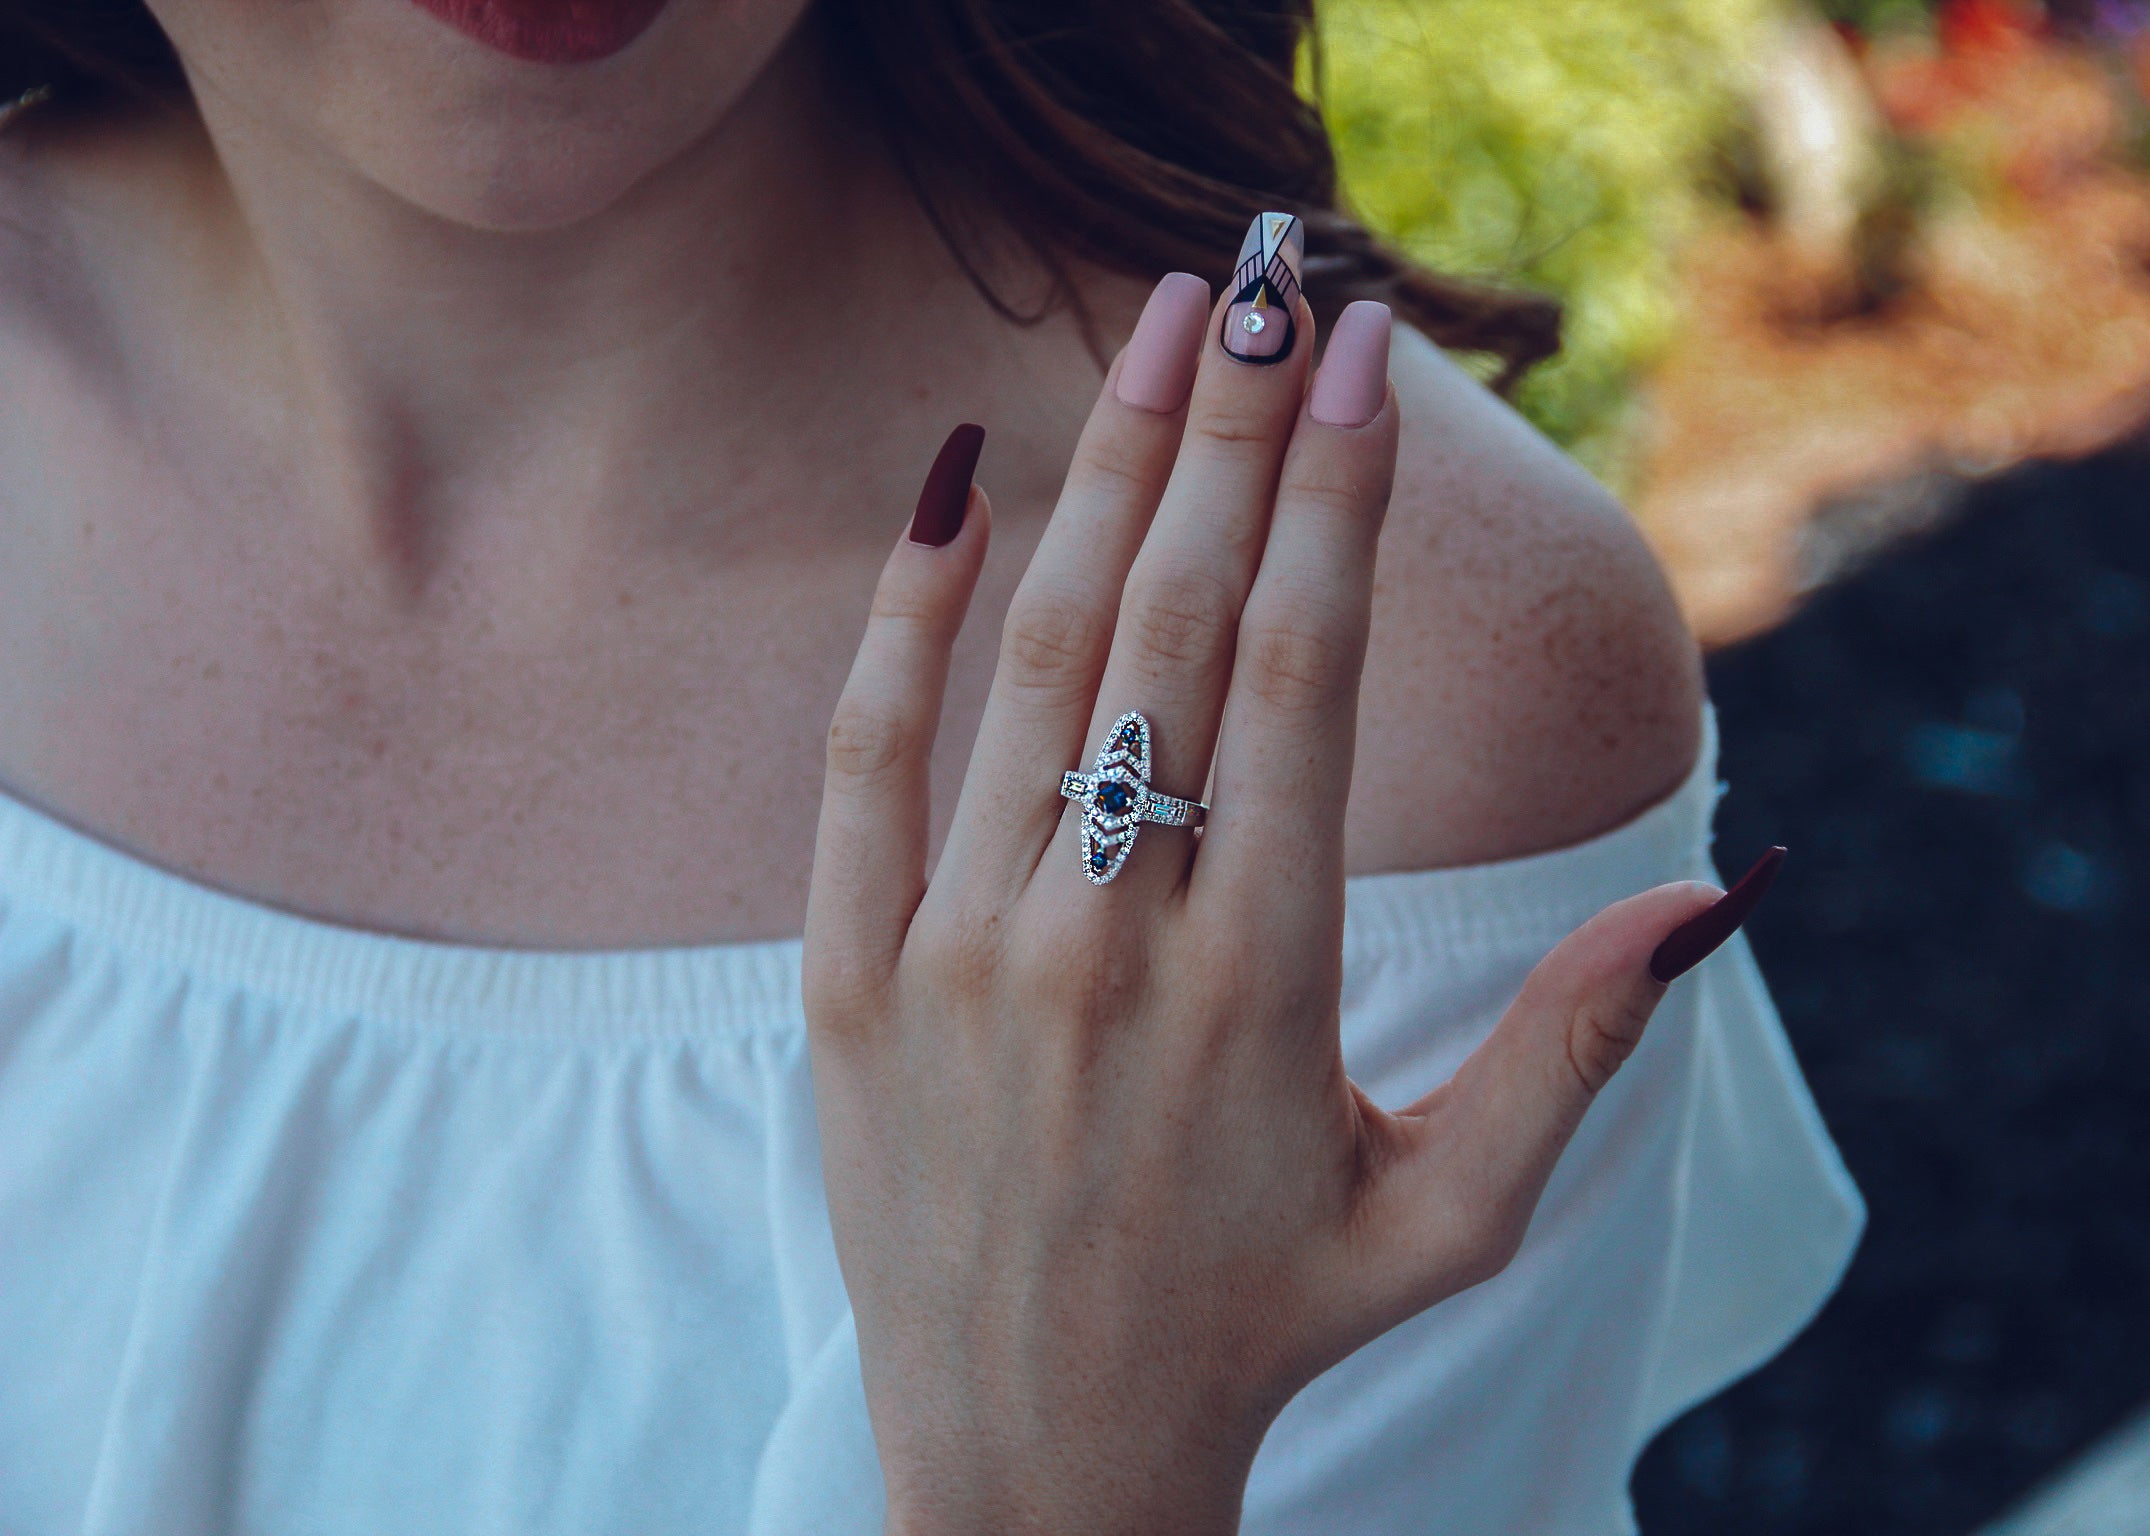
[325,0,737,232]
[365,125,698,233]
[150,0,814,233]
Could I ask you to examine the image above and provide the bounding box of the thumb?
[1365,849,1785,1306]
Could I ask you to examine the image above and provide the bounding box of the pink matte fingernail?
[1115,272,1211,413]
[1309,301,1392,428]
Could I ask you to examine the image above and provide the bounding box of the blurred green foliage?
[1314,0,1772,483]
[1809,0,1937,32]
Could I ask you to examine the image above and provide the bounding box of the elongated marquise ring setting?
[1059,712,1208,885]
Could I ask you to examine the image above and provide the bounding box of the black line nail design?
[1221,212,1305,365]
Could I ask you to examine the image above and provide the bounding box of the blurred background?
[1314,1,2150,1530]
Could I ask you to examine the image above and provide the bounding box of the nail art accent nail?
[1221,212,1305,365]
[1649,847,1787,983]
[909,423,984,547]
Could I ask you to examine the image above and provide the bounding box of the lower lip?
[404,0,672,64]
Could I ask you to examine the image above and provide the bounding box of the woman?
[0,1,1860,1531]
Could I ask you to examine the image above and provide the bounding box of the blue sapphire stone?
[1096,781,1134,816]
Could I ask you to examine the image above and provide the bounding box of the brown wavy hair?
[0,0,1560,388]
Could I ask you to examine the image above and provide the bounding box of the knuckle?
[802,946,893,1036]
[1002,582,1111,690]
[1126,565,1240,669]
[1068,435,1160,505]
[1565,992,1652,1094]
[1283,448,1384,525]
[1455,1206,1530,1289]
[1201,922,1288,998]
[824,699,911,782]
[1243,607,1358,715]
[917,915,1005,1004]
[1195,397,1285,450]
[868,582,943,630]
[1026,923,1147,1023]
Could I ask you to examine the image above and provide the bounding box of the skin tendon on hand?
[802,252,1770,1536]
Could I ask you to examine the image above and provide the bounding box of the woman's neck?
[90,31,1101,585]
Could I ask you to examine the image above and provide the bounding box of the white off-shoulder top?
[0,708,1859,1535]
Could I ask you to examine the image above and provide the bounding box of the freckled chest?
[0,468,1039,947]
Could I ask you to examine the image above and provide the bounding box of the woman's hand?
[803,243,1773,1536]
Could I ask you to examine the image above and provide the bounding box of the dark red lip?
[405,0,672,64]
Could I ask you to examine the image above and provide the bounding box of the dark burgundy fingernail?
[1649,846,1787,983]
[908,423,984,547]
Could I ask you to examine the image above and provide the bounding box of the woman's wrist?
[869,1343,1267,1536]
[882,1445,1253,1536]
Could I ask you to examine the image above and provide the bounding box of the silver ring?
[1058,711,1209,885]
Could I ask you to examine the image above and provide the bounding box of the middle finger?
[1059,212,1315,897]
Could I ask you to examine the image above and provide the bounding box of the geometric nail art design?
[1221,211,1305,365]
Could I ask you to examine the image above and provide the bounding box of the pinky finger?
[1359,849,1785,1310]
[804,426,991,1020]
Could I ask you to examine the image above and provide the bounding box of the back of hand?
[802,243,1767,1536]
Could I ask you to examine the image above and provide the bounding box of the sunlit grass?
[1313,0,1769,486]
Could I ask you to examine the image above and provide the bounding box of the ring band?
[1058,711,1209,885]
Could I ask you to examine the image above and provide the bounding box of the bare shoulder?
[1343,323,1704,874]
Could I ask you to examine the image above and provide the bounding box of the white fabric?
[0,707,1861,1534]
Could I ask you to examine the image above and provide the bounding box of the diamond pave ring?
[1058,711,1209,885]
